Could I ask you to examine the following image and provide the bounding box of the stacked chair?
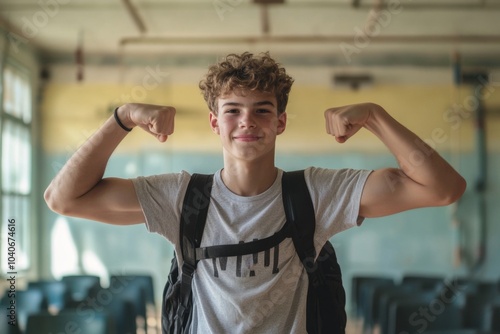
[352,274,500,334]
[27,280,67,313]
[0,273,157,334]
[25,311,112,334]
[0,289,45,333]
[110,275,157,332]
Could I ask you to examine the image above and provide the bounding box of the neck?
[221,159,278,196]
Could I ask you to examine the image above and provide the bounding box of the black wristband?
[114,107,132,132]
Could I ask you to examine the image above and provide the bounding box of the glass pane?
[1,195,30,272]
[1,120,31,194]
[2,66,31,123]
[13,73,22,118]
[3,67,14,114]
[22,76,32,124]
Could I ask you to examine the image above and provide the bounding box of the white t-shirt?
[132,167,371,333]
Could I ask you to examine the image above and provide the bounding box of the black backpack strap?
[195,221,290,260]
[181,173,213,266]
[178,173,213,320]
[283,170,347,333]
[281,170,317,269]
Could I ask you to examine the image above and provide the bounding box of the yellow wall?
[41,82,500,154]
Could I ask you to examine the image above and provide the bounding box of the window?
[1,63,33,272]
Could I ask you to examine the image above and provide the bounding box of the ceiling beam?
[119,34,500,46]
[1,1,498,10]
[122,0,147,34]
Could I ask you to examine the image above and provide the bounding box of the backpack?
[162,171,346,334]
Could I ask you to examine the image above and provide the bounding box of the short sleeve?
[130,171,191,244]
[304,167,372,249]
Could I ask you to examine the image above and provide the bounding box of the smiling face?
[210,89,287,164]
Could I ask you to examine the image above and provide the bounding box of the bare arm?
[44,103,175,225]
[324,103,466,218]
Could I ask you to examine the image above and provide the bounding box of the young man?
[45,52,466,332]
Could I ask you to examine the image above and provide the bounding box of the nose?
[239,112,256,128]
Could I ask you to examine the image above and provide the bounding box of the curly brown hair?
[199,52,294,114]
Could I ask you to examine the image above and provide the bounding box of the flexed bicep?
[47,177,146,225]
[359,168,448,218]
[44,103,176,225]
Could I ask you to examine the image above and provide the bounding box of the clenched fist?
[118,103,176,142]
[324,103,378,143]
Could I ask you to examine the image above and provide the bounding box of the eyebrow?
[221,100,275,108]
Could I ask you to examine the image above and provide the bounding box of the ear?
[277,112,287,135]
[209,111,220,134]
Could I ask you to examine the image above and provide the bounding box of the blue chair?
[378,285,438,334]
[357,277,395,331]
[85,286,137,334]
[463,289,500,329]
[108,297,137,334]
[364,283,406,330]
[351,275,394,318]
[28,280,68,313]
[110,274,155,307]
[0,289,46,332]
[457,277,498,291]
[62,275,101,305]
[441,277,484,301]
[425,331,500,334]
[387,300,462,334]
[110,274,160,330]
[0,300,21,334]
[25,311,114,334]
[484,303,500,331]
[109,275,148,333]
[400,274,445,290]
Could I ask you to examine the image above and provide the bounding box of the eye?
[224,109,239,114]
[257,109,271,114]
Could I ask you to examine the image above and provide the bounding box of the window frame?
[0,50,37,276]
